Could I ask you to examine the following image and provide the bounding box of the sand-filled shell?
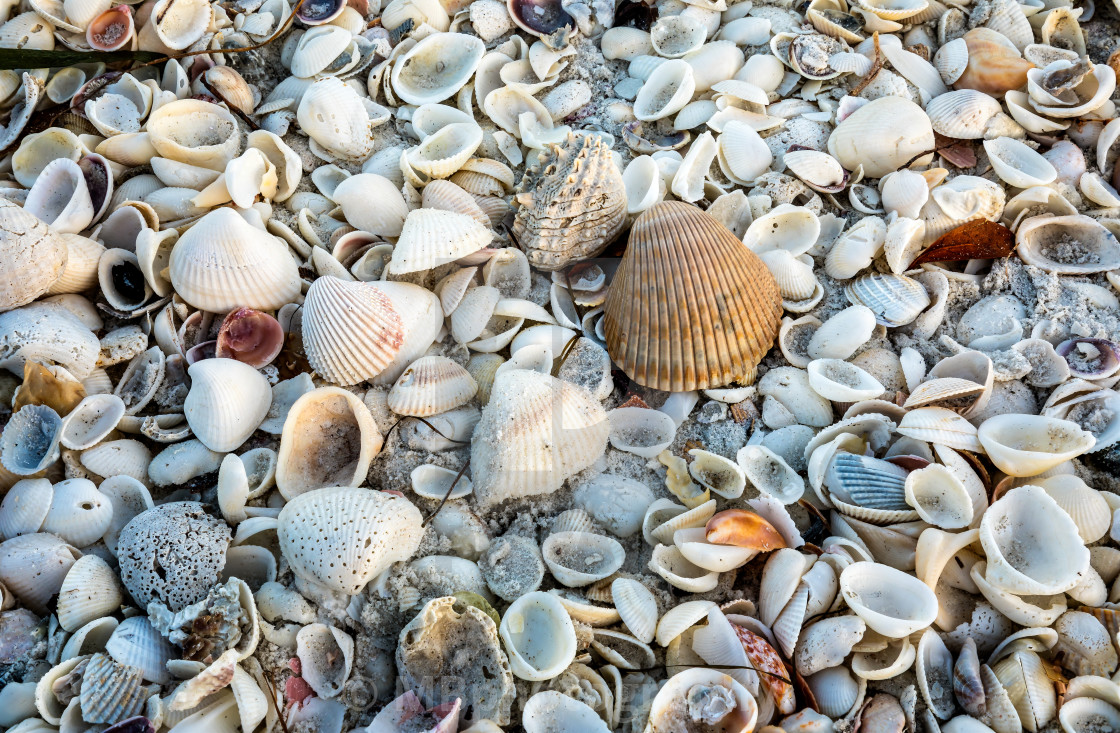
[471,369,608,509]
[170,208,301,312]
[301,277,443,386]
[387,355,478,417]
[277,487,424,595]
[603,201,782,392]
[276,387,381,500]
[980,484,1089,596]
[512,132,627,271]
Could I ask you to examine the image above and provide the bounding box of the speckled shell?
[512,132,627,271]
[604,201,782,391]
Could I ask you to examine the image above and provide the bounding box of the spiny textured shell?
[277,486,424,595]
[512,132,627,271]
[471,369,609,509]
[117,501,231,612]
[388,355,478,417]
[604,201,782,391]
[0,198,68,312]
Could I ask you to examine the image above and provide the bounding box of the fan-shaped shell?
[604,201,782,392]
[277,486,424,595]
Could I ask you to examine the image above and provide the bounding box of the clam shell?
[388,355,478,417]
[302,277,443,386]
[604,201,781,391]
[499,591,577,681]
[278,486,424,595]
[184,358,272,453]
[276,387,381,500]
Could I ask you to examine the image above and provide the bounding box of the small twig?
[849,32,883,97]
[134,0,308,70]
[422,459,471,526]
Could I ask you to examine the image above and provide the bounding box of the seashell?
[471,369,607,509]
[297,77,379,162]
[79,652,148,724]
[844,272,931,328]
[0,533,80,614]
[296,624,354,698]
[897,407,981,452]
[827,96,934,179]
[183,358,271,453]
[840,561,938,638]
[648,543,719,592]
[1015,215,1120,275]
[105,616,175,685]
[302,277,443,386]
[687,449,745,499]
[633,59,696,121]
[904,464,974,529]
[645,667,758,733]
[736,445,805,503]
[981,484,1089,596]
[605,201,781,391]
[607,406,676,458]
[388,209,492,275]
[512,132,626,271]
[978,414,1095,477]
[499,591,576,681]
[276,387,381,500]
[807,359,885,402]
[278,487,423,595]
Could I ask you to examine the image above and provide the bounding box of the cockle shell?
[471,369,607,509]
[301,277,443,386]
[278,487,423,595]
[512,132,626,271]
[276,387,381,500]
[604,201,781,391]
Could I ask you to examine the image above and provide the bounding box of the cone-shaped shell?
[512,132,627,271]
[471,369,609,509]
[170,208,301,312]
[0,198,68,312]
[184,358,272,453]
[603,201,782,391]
[301,277,443,386]
[277,486,424,595]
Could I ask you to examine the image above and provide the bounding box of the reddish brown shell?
[603,201,782,391]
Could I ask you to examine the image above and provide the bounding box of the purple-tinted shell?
[104,718,156,733]
[297,0,347,24]
[1057,337,1120,379]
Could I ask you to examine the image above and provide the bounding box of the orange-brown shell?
[954,29,1034,96]
[705,509,787,551]
[603,201,782,391]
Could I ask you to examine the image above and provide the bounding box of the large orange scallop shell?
[603,201,782,391]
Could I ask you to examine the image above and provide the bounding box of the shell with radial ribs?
[512,132,627,271]
[603,201,782,391]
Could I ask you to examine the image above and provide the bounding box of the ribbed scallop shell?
[611,577,658,644]
[277,486,424,595]
[79,653,148,723]
[925,89,1002,139]
[105,616,176,684]
[512,132,627,271]
[845,272,931,327]
[604,201,782,391]
[57,555,122,632]
[471,369,608,509]
[421,179,491,227]
[0,199,68,311]
[388,355,478,417]
[169,208,301,312]
[183,358,272,453]
[897,406,982,452]
[387,208,493,275]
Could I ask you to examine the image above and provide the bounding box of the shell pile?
[1,0,1120,728]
